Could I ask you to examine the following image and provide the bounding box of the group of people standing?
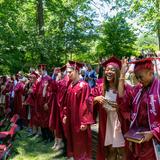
[0,56,160,160]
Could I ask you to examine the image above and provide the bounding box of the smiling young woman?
[88,57,127,160]
[117,58,160,160]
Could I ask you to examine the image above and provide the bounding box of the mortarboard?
[102,57,122,69]
[60,65,66,72]
[67,60,84,71]
[128,57,160,72]
[30,71,39,78]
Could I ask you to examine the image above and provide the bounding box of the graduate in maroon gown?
[2,78,13,111]
[117,58,160,160]
[62,61,94,160]
[0,76,7,109]
[25,71,39,134]
[56,66,70,140]
[48,67,59,146]
[87,57,127,160]
[49,66,68,152]
[14,73,27,127]
[35,64,53,142]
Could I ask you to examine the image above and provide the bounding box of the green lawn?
[9,129,66,160]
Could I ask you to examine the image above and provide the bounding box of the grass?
[9,129,66,160]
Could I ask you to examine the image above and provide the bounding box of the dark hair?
[98,66,104,79]
[2,76,7,85]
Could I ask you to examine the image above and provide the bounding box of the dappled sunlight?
[10,129,66,160]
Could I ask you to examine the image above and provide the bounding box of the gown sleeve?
[79,82,95,125]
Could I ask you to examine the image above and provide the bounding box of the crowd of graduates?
[0,52,160,160]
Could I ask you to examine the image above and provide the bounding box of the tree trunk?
[36,0,44,62]
[37,0,44,36]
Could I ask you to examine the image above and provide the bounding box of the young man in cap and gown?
[2,77,13,112]
[49,65,68,153]
[35,64,53,142]
[24,71,40,135]
[62,61,94,160]
[14,72,27,128]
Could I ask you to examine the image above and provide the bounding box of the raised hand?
[120,58,129,77]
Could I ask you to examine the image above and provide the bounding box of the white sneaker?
[54,142,64,151]
[52,142,57,150]
[52,149,64,157]
[33,134,41,139]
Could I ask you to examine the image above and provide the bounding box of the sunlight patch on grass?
[9,129,66,160]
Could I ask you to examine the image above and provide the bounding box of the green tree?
[0,0,96,74]
[102,0,160,50]
[136,33,158,53]
[131,0,160,50]
[96,13,137,58]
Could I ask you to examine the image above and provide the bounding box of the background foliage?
[0,0,159,74]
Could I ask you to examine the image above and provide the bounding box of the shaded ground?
[10,129,66,160]
[9,124,99,160]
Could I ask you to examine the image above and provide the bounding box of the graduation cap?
[30,71,39,78]
[67,60,84,71]
[38,64,47,70]
[60,65,66,72]
[128,57,160,72]
[102,57,122,69]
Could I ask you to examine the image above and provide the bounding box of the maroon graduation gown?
[63,80,94,160]
[117,78,160,160]
[87,81,128,160]
[25,81,38,127]
[49,75,70,138]
[2,81,13,110]
[14,81,27,121]
[35,75,53,128]
[49,80,58,132]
